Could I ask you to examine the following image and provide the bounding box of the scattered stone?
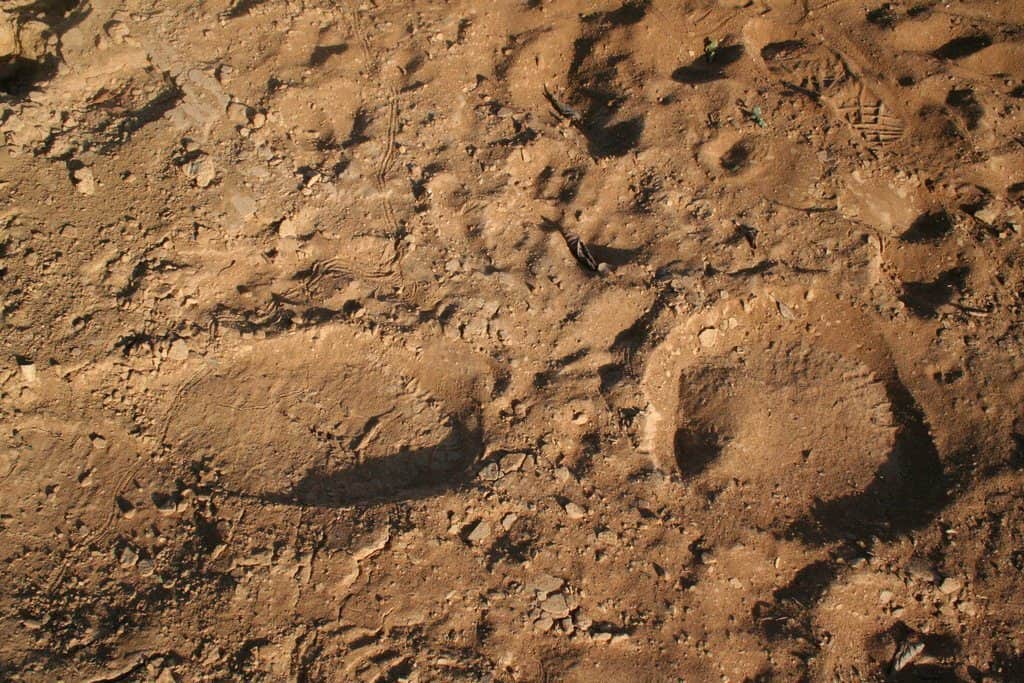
[73,167,96,195]
[155,668,179,683]
[879,589,894,605]
[535,617,554,632]
[776,300,797,320]
[907,558,940,583]
[592,631,613,643]
[477,462,501,482]
[564,502,586,520]
[230,192,257,217]
[466,520,491,544]
[89,433,107,449]
[890,638,924,673]
[226,102,252,126]
[137,559,155,577]
[540,593,571,619]
[0,16,17,59]
[352,529,390,561]
[120,546,139,567]
[698,327,719,348]
[276,220,299,241]
[189,157,216,188]
[974,205,1000,225]
[939,577,963,595]
[105,21,130,45]
[18,361,37,384]
[500,452,528,473]
[501,513,518,530]
[168,339,189,361]
[530,573,564,597]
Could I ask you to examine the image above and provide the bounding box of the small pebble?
[73,167,96,195]
[191,157,216,188]
[541,593,571,618]
[698,327,718,348]
[531,574,564,596]
[168,339,189,361]
[939,577,963,595]
[564,502,586,520]
[18,362,38,384]
[120,546,139,567]
[466,520,491,544]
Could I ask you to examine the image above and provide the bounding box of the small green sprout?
[704,37,719,63]
[751,106,767,128]
[738,99,769,128]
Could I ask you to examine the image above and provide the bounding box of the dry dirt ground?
[2,0,1024,680]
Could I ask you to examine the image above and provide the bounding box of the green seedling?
[703,37,719,63]
[751,106,767,128]
[738,99,768,128]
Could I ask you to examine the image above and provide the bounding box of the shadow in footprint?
[867,4,898,28]
[343,108,372,148]
[971,649,1024,681]
[674,426,723,477]
[584,116,645,158]
[671,45,745,84]
[720,139,752,173]
[226,0,270,19]
[758,367,954,650]
[932,35,992,60]
[1009,181,1024,206]
[899,266,969,318]
[588,243,639,268]
[900,209,953,243]
[309,43,347,67]
[261,418,483,507]
[946,87,983,130]
[786,372,947,547]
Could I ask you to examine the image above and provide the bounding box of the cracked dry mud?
[2,0,1024,681]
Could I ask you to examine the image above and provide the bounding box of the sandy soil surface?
[2,0,1024,680]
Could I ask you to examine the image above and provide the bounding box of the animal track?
[644,329,896,530]
[164,327,485,507]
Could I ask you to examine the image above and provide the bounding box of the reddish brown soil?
[2,0,1024,681]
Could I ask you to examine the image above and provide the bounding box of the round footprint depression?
[663,345,896,528]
